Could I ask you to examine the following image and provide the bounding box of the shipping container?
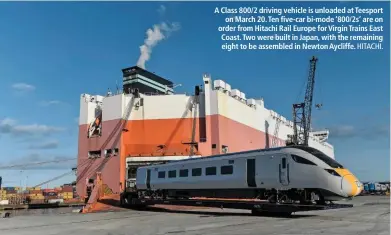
[43,189,56,193]
[29,199,45,204]
[364,184,369,192]
[0,200,9,205]
[62,186,73,192]
[2,187,15,191]
[369,183,375,191]
[6,190,17,194]
[29,195,45,200]
[375,183,382,191]
[48,199,64,204]
[29,190,42,194]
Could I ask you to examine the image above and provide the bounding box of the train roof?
[151,145,315,165]
[144,145,342,169]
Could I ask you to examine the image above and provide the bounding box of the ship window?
[158,171,165,178]
[179,169,188,177]
[192,168,202,176]
[88,150,101,158]
[206,167,216,176]
[291,155,317,165]
[168,170,176,178]
[221,165,233,175]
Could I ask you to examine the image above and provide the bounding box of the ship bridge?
[122,66,175,95]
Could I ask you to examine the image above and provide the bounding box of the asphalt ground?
[0,195,389,235]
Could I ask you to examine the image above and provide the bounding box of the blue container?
[3,187,15,191]
[364,184,369,192]
[369,183,375,191]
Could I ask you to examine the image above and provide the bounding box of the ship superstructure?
[76,66,334,198]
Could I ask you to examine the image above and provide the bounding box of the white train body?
[136,146,362,203]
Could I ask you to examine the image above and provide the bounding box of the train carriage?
[135,145,362,205]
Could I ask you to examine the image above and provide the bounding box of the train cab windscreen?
[291,146,344,169]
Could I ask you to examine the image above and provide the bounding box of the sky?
[0,1,389,188]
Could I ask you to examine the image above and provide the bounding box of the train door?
[279,155,290,186]
[246,159,257,187]
[146,169,151,189]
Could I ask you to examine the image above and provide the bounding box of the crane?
[271,114,282,148]
[189,85,201,156]
[32,170,76,188]
[0,158,76,170]
[288,56,319,146]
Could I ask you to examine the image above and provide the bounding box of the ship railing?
[140,91,190,96]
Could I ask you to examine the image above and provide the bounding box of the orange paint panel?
[122,118,200,156]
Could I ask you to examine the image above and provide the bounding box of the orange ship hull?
[76,114,281,198]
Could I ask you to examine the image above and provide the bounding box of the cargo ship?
[76,65,334,199]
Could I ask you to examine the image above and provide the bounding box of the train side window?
[158,171,165,178]
[179,169,188,177]
[192,168,202,176]
[168,170,176,178]
[206,167,216,176]
[282,158,286,168]
[221,165,233,175]
[291,154,317,165]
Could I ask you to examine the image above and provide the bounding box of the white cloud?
[0,154,76,170]
[11,83,35,92]
[39,100,63,106]
[28,140,59,150]
[157,5,166,15]
[0,118,65,137]
[329,124,389,139]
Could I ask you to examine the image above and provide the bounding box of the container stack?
[28,189,45,204]
[43,189,58,201]
[0,189,8,204]
[59,185,73,200]
[0,189,6,200]
[26,187,41,191]
[5,187,17,199]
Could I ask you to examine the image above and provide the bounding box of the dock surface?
[0,195,389,235]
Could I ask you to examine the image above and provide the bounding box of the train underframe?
[119,187,353,217]
[122,187,342,206]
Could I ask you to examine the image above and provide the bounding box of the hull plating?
[76,115,284,198]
